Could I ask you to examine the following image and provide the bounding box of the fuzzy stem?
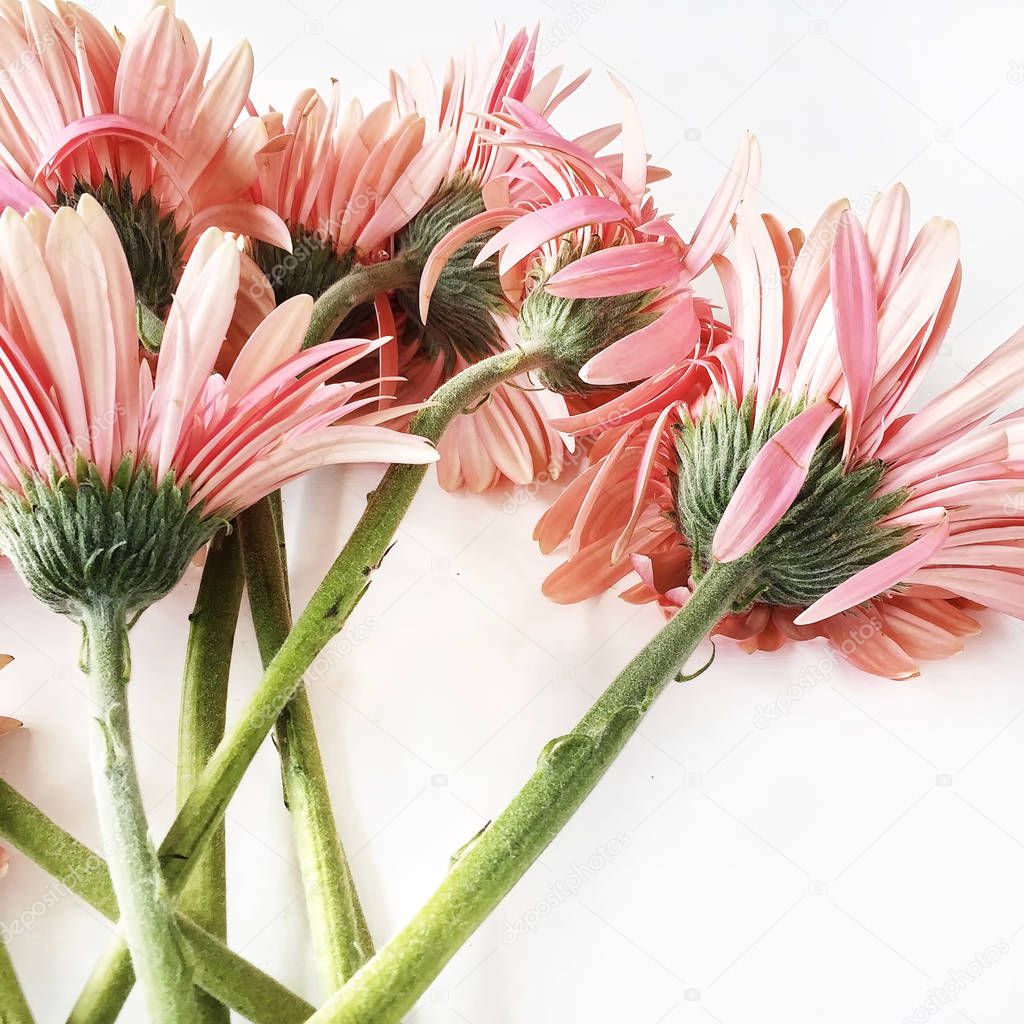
[63,343,543,1015]
[81,601,200,1024]
[0,937,33,1024]
[0,779,314,1024]
[176,528,245,1024]
[239,497,373,993]
[307,559,753,1024]
[302,256,418,349]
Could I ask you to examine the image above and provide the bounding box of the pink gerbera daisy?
[0,196,437,620]
[415,76,757,492]
[0,196,436,1021]
[0,0,289,337]
[250,26,610,494]
[536,185,1024,678]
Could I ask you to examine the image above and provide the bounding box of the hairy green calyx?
[673,394,909,610]
[249,226,356,307]
[394,178,507,369]
[57,174,187,324]
[0,457,222,620]
[518,245,658,396]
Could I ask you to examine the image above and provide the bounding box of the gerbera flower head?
[0,0,289,340]
[251,26,585,371]
[406,72,755,495]
[0,198,437,622]
[421,78,760,397]
[537,185,1024,678]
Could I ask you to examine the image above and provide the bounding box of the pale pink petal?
[713,401,842,563]
[831,210,878,460]
[544,242,681,299]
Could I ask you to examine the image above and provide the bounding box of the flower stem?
[303,256,418,349]
[0,779,315,1024]
[0,935,33,1024]
[81,600,200,1024]
[238,496,373,992]
[65,343,544,1016]
[176,528,245,1024]
[306,559,753,1024]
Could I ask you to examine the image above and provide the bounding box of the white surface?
[3,1,1024,1022]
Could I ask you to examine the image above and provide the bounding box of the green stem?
[307,559,753,1024]
[65,342,544,1016]
[239,497,373,993]
[302,256,417,349]
[0,780,314,1024]
[0,936,33,1024]
[177,528,245,1024]
[81,601,200,1024]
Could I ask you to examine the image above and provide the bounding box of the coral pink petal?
[581,295,699,385]
[713,401,842,563]
[821,609,921,679]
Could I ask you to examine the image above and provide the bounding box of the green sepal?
[517,242,659,396]
[673,393,910,610]
[393,177,507,370]
[57,173,187,323]
[249,226,356,309]
[0,457,224,621]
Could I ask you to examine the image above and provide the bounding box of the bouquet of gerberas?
[0,4,1020,1023]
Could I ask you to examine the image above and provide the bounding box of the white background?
[3,1,1024,1022]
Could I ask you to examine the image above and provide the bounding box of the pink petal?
[682,134,759,278]
[475,195,629,276]
[186,201,292,251]
[831,210,878,460]
[580,294,699,385]
[357,129,455,252]
[712,401,842,563]
[419,206,520,320]
[609,75,646,200]
[865,183,910,299]
[544,242,680,299]
[796,513,950,625]
[0,170,48,214]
